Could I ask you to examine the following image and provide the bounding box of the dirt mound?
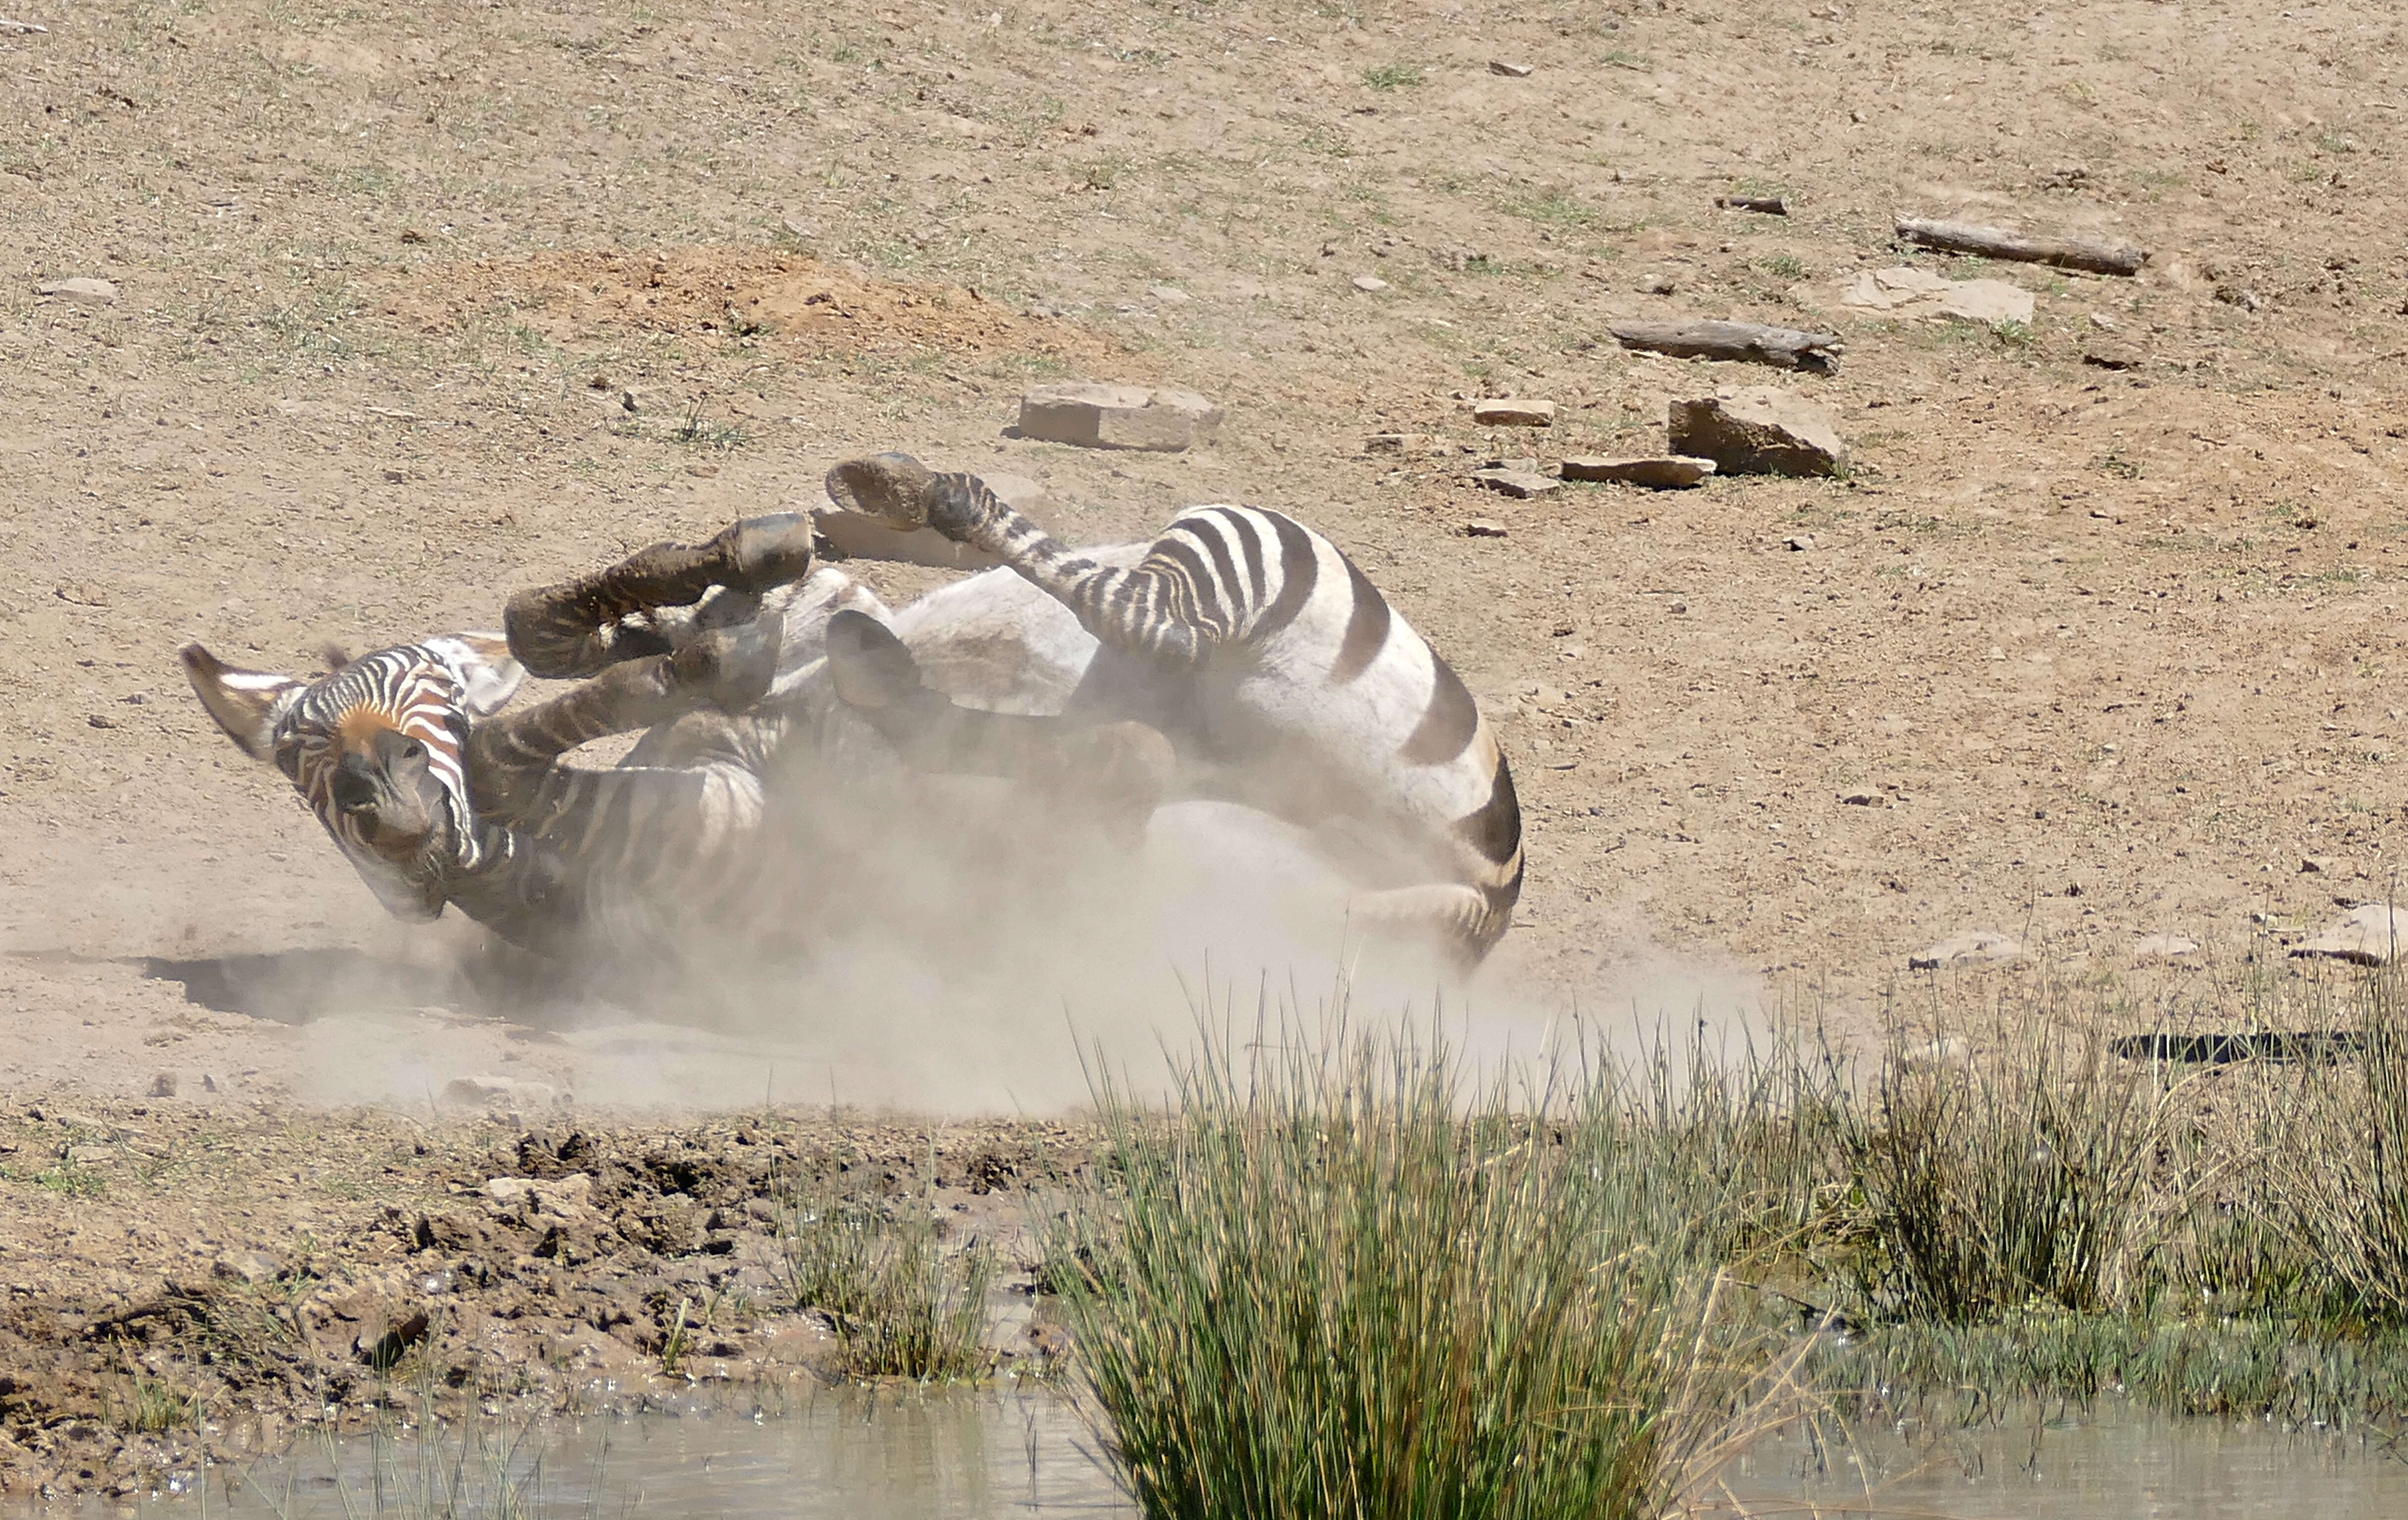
[371,246,1125,366]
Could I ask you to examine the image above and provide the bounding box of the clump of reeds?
[1823,1005,2183,1323]
[2258,968,2408,1322]
[777,1160,995,1382]
[1049,1017,1808,1520]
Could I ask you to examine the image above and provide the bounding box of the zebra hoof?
[824,453,936,529]
[715,513,817,593]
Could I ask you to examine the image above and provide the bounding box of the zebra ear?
[426,633,527,716]
[180,643,304,762]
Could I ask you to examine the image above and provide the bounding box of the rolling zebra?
[824,453,1523,962]
[182,467,1523,981]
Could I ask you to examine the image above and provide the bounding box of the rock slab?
[1471,399,1556,427]
[1560,455,1716,489]
[36,277,117,306]
[1840,267,2032,325]
[1668,387,1848,477]
[2291,903,2407,966]
[1472,468,1560,499]
[1909,930,2021,969]
[1017,383,1220,452]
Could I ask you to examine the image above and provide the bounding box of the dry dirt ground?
[3,0,2408,1493]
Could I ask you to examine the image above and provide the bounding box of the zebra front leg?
[467,625,778,811]
[503,514,817,678]
[826,454,1209,665]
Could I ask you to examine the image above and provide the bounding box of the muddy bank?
[0,1098,1089,1500]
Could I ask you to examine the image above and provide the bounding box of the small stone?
[1668,386,1848,477]
[2301,855,2340,875]
[1364,432,1433,455]
[201,1073,219,1093]
[1470,399,1556,427]
[1559,456,1716,489]
[1350,274,1390,293]
[2131,934,2201,960]
[1462,519,1510,538]
[1667,600,1688,614]
[1836,787,1880,806]
[1147,284,1190,303]
[148,1071,178,1098]
[1489,60,1534,77]
[2081,342,2145,371]
[213,1251,284,1286]
[1017,383,1222,452]
[1639,272,1678,296]
[2088,311,2118,331]
[2291,903,2406,966]
[36,277,117,306]
[780,215,818,240]
[383,468,407,484]
[685,462,720,477]
[1909,931,2022,970]
[1785,533,1817,551]
[1472,468,1560,499]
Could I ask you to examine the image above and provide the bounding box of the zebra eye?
[400,737,426,762]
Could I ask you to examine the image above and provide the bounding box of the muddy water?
[42,1393,2408,1518]
[1722,1404,2408,1518]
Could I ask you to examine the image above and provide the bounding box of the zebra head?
[181,635,526,921]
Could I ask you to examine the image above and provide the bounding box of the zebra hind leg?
[503,514,816,679]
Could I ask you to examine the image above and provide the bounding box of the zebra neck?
[440,823,576,957]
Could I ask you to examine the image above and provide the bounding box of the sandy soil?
[3,0,2408,1493]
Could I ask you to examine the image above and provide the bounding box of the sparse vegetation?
[1361,61,1424,89]
[778,1157,996,1382]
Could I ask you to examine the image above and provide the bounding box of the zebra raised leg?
[502,513,817,679]
[823,453,1525,965]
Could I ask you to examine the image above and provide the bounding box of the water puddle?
[1719,1404,2408,1518]
[45,1388,1131,1519]
[34,1392,2408,1518]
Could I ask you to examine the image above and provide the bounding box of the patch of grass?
[1361,61,1424,90]
[109,1372,198,1434]
[669,399,751,450]
[1991,317,2035,347]
[2092,450,2143,479]
[1501,191,1595,228]
[1050,1016,1807,1520]
[1758,251,1809,280]
[35,1161,109,1198]
[777,1158,995,1382]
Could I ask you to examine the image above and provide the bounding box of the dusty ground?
[3,0,2408,1493]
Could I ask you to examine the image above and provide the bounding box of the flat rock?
[36,277,117,306]
[1350,274,1390,293]
[1472,468,1560,498]
[1908,930,2022,969]
[1017,383,1221,452]
[2130,934,2201,960]
[1462,519,1509,538]
[1840,266,2033,325]
[441,1074,566,1111]
[1470,398,1556,427]
[2290,903,2408,966]
[1668,386,1848,477]
[1363,432,1436,455]
[1559,455,1716,489]
[2082,341,2146,370]
[814,470,1037,570]
[213,1250,284,1286]
[1489,60,1534,76]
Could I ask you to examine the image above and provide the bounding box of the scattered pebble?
[1836,787,1880,806]
[36,277,117,306]
[1559,455,1716,489]
[1785,533,1817,551]
[1470,398,1556,427]
[2301,855,2340,875]
[212,1250,285,1286]
[441,1075,567,1111]
[1351,274,1390,293]
[2130,934,2201,960]
[1017,383,1222,452]
[1363,432,1435,455]
[1489,60,1534,77]
[1909,930,2022,970]
[1147,284,1191,304]
[2081,342,2145,371]
[1668,386,1848,477]
[1638,271,1678,295]
[1462,519,1509,538]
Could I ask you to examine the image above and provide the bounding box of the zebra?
[182,465,1522,982]
[822,452,1523,963]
